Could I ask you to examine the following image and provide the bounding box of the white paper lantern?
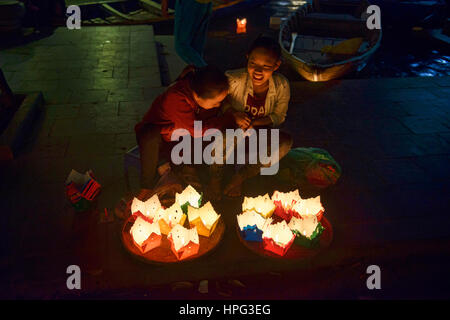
[162,202,184,225]
[288,215,318,238]
[271,189,302,210]
[168,224,199,252]
[292,196,324,217]
[175,185,201,208]
[262,220,294,246]
[237,210,267,231]
[131,194,163,221]
[130,216,161,246]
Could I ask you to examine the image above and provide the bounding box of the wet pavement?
[0,24,449,299]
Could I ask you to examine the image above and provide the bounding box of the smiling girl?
[209,36,293,198]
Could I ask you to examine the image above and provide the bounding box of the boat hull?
[287,56,369,82]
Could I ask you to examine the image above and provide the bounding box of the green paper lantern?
[292,222,324,248]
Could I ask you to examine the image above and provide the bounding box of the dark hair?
[247,36,282,61]
[189,65,229,99]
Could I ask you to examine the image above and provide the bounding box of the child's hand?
[233,112,251,130]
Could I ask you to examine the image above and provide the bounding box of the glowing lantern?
[262,220,295,256]
[131,194,164,223]
[158,202,186,235]
[129,216,162,254]
[236,18,247,34]
[288,216,324,248]
[167,224,200,260]
[237,210,270,242]
[271,189,302,222]
[187,201,221,237]
[292,195,324,221]
[175,185,202,214]
[242,193,275,219]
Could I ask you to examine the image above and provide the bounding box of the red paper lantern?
[236,18,247,34]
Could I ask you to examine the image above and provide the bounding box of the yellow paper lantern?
[242,193,275,219]
[187,201,221,237]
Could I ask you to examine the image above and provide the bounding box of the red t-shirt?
[135,75,232,142]
[244,92,267,120]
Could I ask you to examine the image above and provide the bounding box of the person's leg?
[136,124,162,189]
[206,129,234,201]
[224,130,293,197]
[191,2,212,62]
[174,0,208,67]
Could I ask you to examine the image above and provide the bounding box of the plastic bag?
[276,147,341,189]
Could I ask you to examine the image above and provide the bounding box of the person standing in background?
[161,0,212,67]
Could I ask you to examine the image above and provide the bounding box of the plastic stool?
[124,145,141,190]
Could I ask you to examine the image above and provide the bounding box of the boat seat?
[293,35,369,64]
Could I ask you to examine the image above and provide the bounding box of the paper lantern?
[129,216,162,254]
[271,189,302,222]
[158,202,186,235]
[131,194,164,223]
[167,224,200,260]
[237,210,270,242]
[262,220,295,256]
[292,195,324,221]
[175,185,202,214]
[65,169,101,211]
[236,18,247,34]
[288,216,324,248]
[187,201,221,237]
[242,193,275,219]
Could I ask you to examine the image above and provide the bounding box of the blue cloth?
[174,0,212,67]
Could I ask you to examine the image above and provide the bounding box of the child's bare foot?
[205,176,222,201]
[223,174,244,197]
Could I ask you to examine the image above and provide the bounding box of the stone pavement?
[0,25,450,299]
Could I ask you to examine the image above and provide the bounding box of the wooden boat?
[279,1,382,82]
[67,0,248,26]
